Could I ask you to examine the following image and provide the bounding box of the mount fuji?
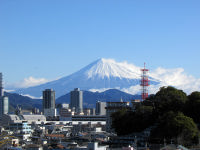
[15,58,160,98]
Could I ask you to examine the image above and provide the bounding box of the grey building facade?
[42,89,55,111]
[96,101,106,115]
[0,96,9,117]
[70,88,83,114]
[0,73,9,117]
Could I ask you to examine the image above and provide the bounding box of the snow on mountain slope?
[86,58,141,79]
[14,58,159,98]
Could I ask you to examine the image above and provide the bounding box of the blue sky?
[0,0,200,88]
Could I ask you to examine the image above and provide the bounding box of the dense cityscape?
[0,72,142,150]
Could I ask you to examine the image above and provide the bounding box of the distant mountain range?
[14,58,159,98]
[4,92,42,112]
[56,89,140,108]
[6,89,140,111]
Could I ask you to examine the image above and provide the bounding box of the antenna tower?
[141,63,149,100]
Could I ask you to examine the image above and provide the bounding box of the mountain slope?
[15,58,159,98]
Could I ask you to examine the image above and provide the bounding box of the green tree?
[111,108,131,135]
[185,91,200,123]
[151,111,199,146]
[111,105,155,135]
[111,86,200,147]
[154,86,187,115]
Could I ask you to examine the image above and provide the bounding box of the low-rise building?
[0,114,46,126]
[59,108,74,121]
[9,121,32,134]
[43,108,57,117]
[72,115,106,121]
[83,108,91,116]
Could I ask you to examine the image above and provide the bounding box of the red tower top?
[141,63,149,100]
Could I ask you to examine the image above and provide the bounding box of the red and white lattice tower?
[141,63,149,100]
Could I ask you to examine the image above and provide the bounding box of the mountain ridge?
[56,89,141,108]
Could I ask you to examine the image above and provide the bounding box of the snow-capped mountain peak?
[86,58,141,79]
[14,58,159,98]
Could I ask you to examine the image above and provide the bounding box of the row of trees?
[111,86,200,146]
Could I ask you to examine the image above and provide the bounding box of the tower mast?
[141,63,149,100]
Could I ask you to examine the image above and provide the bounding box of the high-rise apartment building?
[0,96,9,117]
[70,88,83,114]
[0,73,9,117]
[42,89,55,111]
[96,101,106,115]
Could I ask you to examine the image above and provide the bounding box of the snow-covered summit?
[86,58,141,79]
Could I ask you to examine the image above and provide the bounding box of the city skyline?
[0,1,200,91]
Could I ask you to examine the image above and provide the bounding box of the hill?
[4,92,42,112]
